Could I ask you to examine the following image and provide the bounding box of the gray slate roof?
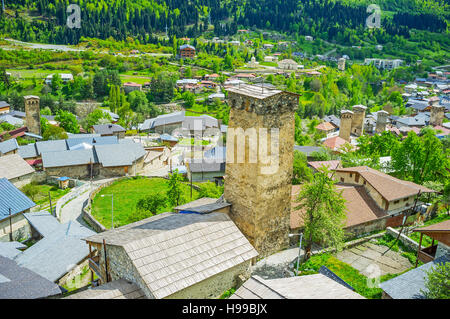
[0,242,26,259]
[230,274,364,299]
[188,161,225,173]
[14,215,95,282]
[293,145,325,156]
[92,124,126,135]
[24,211,61,237]
[95,143,146,167]
[0,256,62,299]
[35,140,68,155]
[85,212,258,299]
[397,117,427,127]
[0,114,24,126]
[0,153,35,180]
[42,148,97,168]
[0,178,35,222]
[65,279,146,299]
[0,101,10,108]
[0,138,18,155]
[18,144,38,159]
[379,256,449,299]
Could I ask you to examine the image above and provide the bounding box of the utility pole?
[48,191,53,216]
[9,208,12,241]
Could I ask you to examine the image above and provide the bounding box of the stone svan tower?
[24,95,41,136]
[351,105,366,137]
[430,105,444,126]
[339,110,353,141]
[375,110,389,134]
[224,84,299,258]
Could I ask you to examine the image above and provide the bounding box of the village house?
[0,255,62,299]
[278,59,299,71]
[122,82,142,94]
[322,136,352,153]
[231,274,364,299]
[0,178,36,242]
[293,145,326,161]
[13,211,95,286]
[92,124,126,139]
[44,73,73,85]
[364,58,404,70]
[292,166,435,237]
[82,212,258,299]
[264,56,278,63]
[186,161,226,183]
[41,141,146,179]
[0,138,19,156]
[0,154,35,188]
[315,121,338,136]
[179,44,196,58]
[413,220,450,266]
[0,101,10,114]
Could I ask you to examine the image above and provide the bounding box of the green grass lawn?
[91,177,201,228]
[23,183,71,206]
[296,253,400,299]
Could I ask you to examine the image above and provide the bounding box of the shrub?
[422,262,450,299]
[128,193,168,223]
[198,182,224,199]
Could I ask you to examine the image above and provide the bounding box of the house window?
[394,200,399,204]
[404,198,408,202]
[363,181,366,185]
[350,173,353,178]
[340,178,344,182]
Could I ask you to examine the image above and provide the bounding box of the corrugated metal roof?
[0,178,35,222]
[0,138,18,155]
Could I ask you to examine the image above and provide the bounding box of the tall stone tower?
[351,105,366,137]
[375,110,389,134]
[24,95,41,136]
[338,58,346,71]
[339,110,353,141]
[430,105,445,126]
[224,84,299,258]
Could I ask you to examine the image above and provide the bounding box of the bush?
[21,183,40,201]
[422,262,450,299]
[198,182,224,198]
[128,193,168,223]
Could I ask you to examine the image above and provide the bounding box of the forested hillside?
[0,0,448,45]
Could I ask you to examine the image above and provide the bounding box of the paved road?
[59,179,115,228]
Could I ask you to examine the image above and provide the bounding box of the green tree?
[391,130,450,184]
[198,182,224,198]
[167,169,183,206]
[295,167,347,261]
[422,262,450,299]
[42,125,68,140]
[182,91,195,108]
[129,193,168,223]
[55,111,79,134]
[292,151,313,185]
[21,183,40,202]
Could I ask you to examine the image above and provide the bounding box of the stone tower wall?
[24,96,41,136]
[339,111,353,141]
[430,105,444,126]
[375,111,389,134]
[224,89,298,258]
[351,105,366,137]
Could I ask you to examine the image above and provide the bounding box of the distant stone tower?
[375,110,389,134]
[24,95,41,136]
[338,58,346,71]
[351,105,367,137]
[430,105,445,126]
[339,110,353,142]
[224,84,299,258]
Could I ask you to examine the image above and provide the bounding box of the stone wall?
[24,96,41,136]
[436,242,450,260]
[224,90,298,258]
[168,261,252,299]
[351,105,366,137]
[376,111,389,134]
[430,105,444,126]
[386,227,419,251]
[0,212,31,242]
[339,111,353,141]
[45,164,92,179]
[10,172,34,189]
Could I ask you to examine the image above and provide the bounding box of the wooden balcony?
[417,245,437,263]
[89,256,105,282]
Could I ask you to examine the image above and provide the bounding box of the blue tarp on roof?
[0,178,35,222]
